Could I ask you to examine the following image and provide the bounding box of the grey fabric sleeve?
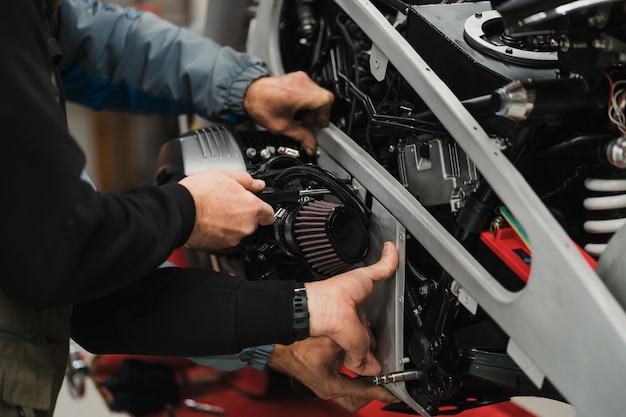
[190,344,276,372]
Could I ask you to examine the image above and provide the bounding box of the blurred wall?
[68,0,195,191]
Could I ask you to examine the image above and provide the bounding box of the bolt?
[260,148,272,160]
[494,136,508,149]
[246,148,257,158]
[607,137,626,168]
[418,285,429,297]
[474,12,482,18]
[431,339,441,353]
[560,36,571,51]
[592,38,609,50]
[426,382,441,397]
[588,11,608,29]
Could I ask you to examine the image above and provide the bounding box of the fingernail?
[382,242,391,256]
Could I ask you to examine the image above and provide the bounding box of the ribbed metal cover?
[180,126,247,174]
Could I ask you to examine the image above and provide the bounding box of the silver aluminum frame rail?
[249,1,626,415]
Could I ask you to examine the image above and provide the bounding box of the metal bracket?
[369,43,389,82]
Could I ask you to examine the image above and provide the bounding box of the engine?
[280,0,626,261]
[156,126,371,281]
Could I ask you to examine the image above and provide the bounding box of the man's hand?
[179,170,274,250]
[268,337,399,412]
[305,242,398,376]
[243,71,334,156]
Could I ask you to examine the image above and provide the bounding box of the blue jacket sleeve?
[55,0,270,123]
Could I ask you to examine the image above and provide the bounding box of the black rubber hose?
[274,164,371,226]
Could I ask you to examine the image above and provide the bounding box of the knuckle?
[240,215,258,232]
[243,223,257,235]
[294,70,308,80]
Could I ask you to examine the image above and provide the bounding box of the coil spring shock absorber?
[582,137,626,257]
[583,176,626,257]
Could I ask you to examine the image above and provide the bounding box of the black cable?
[376,0,410,14]
[339,72,445,135]
[274,164,371,226]
[537,133,614,158]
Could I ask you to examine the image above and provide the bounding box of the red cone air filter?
[292,199,369,277]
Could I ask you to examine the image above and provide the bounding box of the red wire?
[605,73,615,111]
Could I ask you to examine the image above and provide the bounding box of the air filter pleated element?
[293,200,369,277]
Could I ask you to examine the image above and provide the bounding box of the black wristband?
[293,284,310,340]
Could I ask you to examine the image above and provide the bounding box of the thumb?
[225,171,266,193]
[339,242,398,308]
[258,201,276,226]
[246,178,267,193]
[364,242,398,284]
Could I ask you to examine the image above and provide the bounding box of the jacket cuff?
[219,61,269,123]
[159,182,195,247]
[236,280,296,348]
[239,344,276,371]
[187,345,275,372]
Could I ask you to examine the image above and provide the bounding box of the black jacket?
[0,0,296,360]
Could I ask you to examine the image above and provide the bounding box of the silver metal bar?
[372,370,421,385]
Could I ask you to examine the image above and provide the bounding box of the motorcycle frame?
[248,1,626,416]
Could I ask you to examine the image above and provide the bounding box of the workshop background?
[59,0,576,416]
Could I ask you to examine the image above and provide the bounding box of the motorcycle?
[157,1,626,416]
